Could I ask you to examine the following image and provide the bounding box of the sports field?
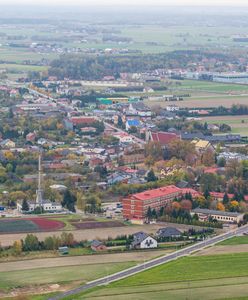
[66,253,248,300]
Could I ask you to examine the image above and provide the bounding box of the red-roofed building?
[210,192,234,201]
[181,188,201,198]
[147,131,179,146]
[64,117,97,130]
[122,185,181,220]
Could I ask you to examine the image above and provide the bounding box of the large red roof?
[210,192,234,199]
[151,132,179,145]
[133,185,181,201]
[70,117,96,125]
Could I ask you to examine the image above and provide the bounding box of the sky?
[0,0,248,6]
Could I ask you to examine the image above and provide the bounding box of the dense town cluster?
[0,76,248,228]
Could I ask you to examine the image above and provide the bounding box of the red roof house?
[148,131,179,146]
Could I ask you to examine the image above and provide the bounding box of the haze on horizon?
[0,0,248,6]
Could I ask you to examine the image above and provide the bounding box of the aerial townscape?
[2,1,248,300]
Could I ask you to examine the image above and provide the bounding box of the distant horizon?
[0,0,248,7]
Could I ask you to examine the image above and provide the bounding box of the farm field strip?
[82,283,248,300]
[0,217,65,233]
[82,277,248,298]
[71,253,248,300]
[0,250,169,272]
[217,236,248,245]
[145,94,248,108]
[0,262,135,291]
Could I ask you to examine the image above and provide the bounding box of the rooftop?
[132,185,181,201]
[192,208,242,217]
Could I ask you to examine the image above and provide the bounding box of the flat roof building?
[122,185,181,220]
[191,208,244,224]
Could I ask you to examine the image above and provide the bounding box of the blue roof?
[127,119,140,126]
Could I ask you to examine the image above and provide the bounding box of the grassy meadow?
[61,253,248,300]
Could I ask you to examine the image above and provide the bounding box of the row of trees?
[48,50,233,80]
[12,232,75,255]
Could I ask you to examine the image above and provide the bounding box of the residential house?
[127,102,152,117]
[192,139,214,153]
[156,227,182,239]
[91,240,107,252]
[26,132,36,142]
[131,232,158,249]
[166,105,179,112]
[0,139,15,149]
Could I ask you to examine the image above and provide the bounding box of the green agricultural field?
[0,219,39,233]
[64,253,248,300]
[119,25,248,53]
[170,80,248,94]
[0,262,134,292]
[218,236,248,246]
[0,63,48,72]
[200,115,248,135]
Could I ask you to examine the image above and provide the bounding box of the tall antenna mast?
[36,151,43,208]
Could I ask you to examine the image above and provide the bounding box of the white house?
[131,231,158,249]
[17,200,62,213]
[0,139,16,149]
[166,105,179,112]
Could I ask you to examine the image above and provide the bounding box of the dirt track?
[194,244,248,256]
[0,250,170,272]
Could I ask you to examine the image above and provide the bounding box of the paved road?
[49,224,248,300]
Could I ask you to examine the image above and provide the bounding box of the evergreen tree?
[22,199,29,212]
[117,115,123,127]
[204,189,210,199]
[62,190,76,212]
[147,169,157,182]
[223,192,229,205]
[151,209,157,219]
[146,206,152,220]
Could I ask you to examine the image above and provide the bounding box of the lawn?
[0,261,135,291]
[62,253,248,300]
[218,236,248,246]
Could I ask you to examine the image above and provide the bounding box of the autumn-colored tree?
[3,151,15,161]
[76,191,86,211]
[144,141,163,161]
[172,201,181,210]
[193,196,208,209]
[217,202,225,211]
[168,139,197,162]
[9,191,27,202]
[225,159,243,179]
[180,199,192,211]
[229,200,239,212]
[13,240,22,255]
[201,148,215,167]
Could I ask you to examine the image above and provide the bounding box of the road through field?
[49,224,248,300]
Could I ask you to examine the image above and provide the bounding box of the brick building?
[122,185,181,220]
